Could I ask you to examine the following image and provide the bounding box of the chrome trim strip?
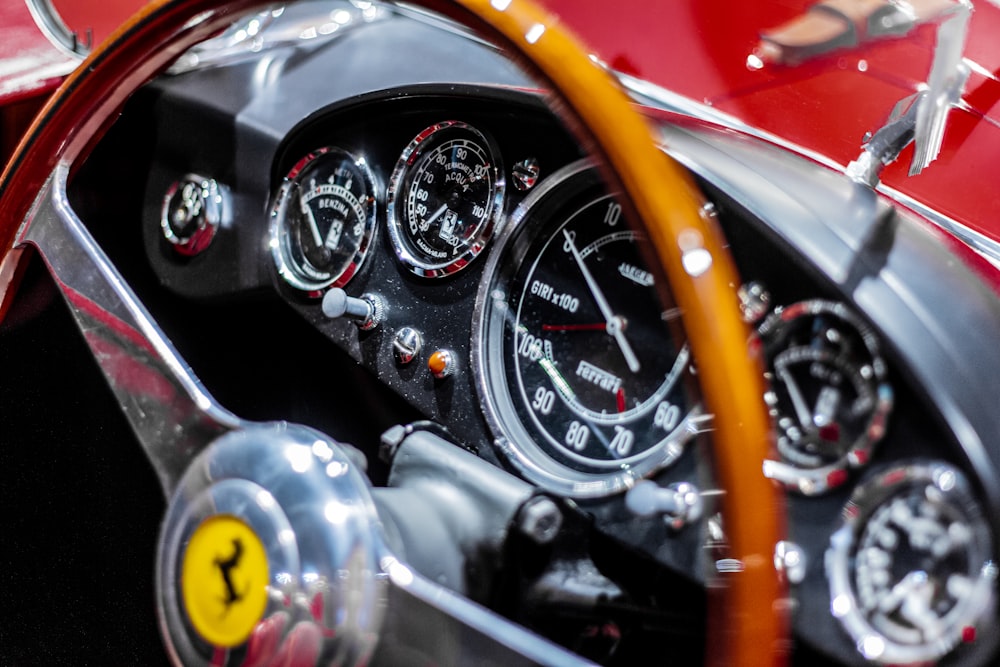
[617,72,1000,268]
[18,163,242,495]
[23,0,90,57]
[167,1,389,74]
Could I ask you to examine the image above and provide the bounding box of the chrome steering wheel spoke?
[16,162,242,496]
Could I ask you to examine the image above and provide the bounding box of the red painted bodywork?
[0,2,70,105]
[0,1,142,105]
[538,0,1000,244]
[2,0,999,242]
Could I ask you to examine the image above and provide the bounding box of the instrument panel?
[137,81,999,666]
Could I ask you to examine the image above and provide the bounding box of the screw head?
[517,496,562,544]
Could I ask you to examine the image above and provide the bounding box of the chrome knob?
[392,327,422,365]
[625,480,703,530]
[322,288,384,330]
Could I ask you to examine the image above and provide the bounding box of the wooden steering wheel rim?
[0,0,785,664]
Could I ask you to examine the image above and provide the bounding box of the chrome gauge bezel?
[472,160,703,498]
[270,146,378,294]
[386,120,505,278]
[758,299,894,495]
[826,461,997,665]
[160,174,226,256]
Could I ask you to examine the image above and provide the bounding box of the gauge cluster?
[758,299,894,496]
[827,462,997,665]
[136,81,998,667]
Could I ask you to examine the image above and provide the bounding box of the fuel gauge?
[271,147,377,294]
[758,300,893,495]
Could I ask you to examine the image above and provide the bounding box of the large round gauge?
[387,121,505,277]
[758,300,893,495]
[475,161,701,498]
[270,147,377,293]
[827,461,997,665]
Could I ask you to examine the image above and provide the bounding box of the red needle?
[616,387,626,413]
[542,323,606,332]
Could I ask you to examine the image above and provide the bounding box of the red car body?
[5,0,1000,252]
[540,0,1000,248]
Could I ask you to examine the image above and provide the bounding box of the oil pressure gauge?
[271,147,377,294]
[758,300,893,495]
[387,121,504,277]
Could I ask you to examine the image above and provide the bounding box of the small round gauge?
[475,161,701,498]
[387,121,505,277]
[271,147,377,293]
[160,175,226,256]
[758,300,893,495]
[827,461,997,665]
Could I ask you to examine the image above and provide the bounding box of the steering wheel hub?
[157,424,384,666]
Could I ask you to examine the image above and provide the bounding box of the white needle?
[562,229,641,373]
[420,203,449,232]
[301,201,324,248]
[776,362,814,430]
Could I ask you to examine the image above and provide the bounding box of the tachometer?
[387,121,504,277]
[475,161,702,497]
[270,147,377,294]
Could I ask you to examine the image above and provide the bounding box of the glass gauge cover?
[387,120,505,277]
[271,147,377,293]
[827,461,997,665]
[758,300,893,495]
[475,161,702,498]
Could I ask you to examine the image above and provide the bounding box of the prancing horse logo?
[215,538,249,614]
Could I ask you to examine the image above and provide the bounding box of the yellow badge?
[181,515,270,647]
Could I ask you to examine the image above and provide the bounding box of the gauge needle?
[562,229,641,373]
[301,202,324,248]
[420,203,449,232]
[616,387,627,413]
[776,364,814,431]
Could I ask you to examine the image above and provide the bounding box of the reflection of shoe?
[757,0,957,65]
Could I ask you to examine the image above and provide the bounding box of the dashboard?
[36,2,1000,665]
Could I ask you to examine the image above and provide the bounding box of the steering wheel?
[0,0,785,664]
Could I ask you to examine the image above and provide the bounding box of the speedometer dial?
[387,121,504,277]
[475,161,701,497]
